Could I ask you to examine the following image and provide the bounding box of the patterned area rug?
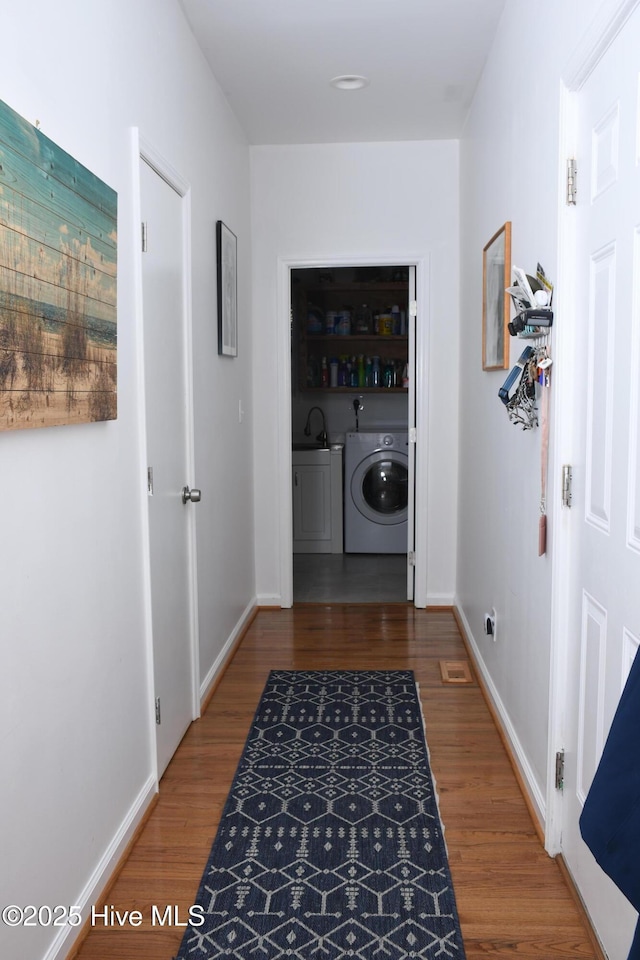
[176,670,466,960]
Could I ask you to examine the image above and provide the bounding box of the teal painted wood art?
[0,99,117,430]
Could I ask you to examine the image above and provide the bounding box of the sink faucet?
[353,397,362,432]
[304,406,328,447]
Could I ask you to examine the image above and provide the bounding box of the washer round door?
[350,450,409,525]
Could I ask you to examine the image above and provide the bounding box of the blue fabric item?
[579,649,640,959]
[176,670,466,960]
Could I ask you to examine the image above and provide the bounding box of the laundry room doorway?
[286,261,424,604]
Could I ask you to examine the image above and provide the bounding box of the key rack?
[499,262,554,431]
[499,346,534,405]
[499,262,554,554]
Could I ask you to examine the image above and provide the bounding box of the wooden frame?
[216,220,237,357]
[482,221,511,370]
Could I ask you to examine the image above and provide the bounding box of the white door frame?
[545,0,640,854]
[131,129,200,786]
[276,254,430,608]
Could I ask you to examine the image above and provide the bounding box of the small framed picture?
[482,221,511,370]
[216,220,237,357]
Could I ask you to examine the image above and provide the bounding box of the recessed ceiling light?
[330,75,369,91]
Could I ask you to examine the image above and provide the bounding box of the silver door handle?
[182,486,201,504]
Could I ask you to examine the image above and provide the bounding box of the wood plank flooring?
[71,605,598,959]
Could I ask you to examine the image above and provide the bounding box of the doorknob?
[182,485,201,504]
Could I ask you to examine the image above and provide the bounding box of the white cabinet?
[292,446,343,553]
[293,462,331,544]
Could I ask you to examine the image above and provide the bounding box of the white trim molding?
[45,775,157,960]
[563,0,640,90]
[454,601,546,827]
[199,599,257,704]
[276,253,430,609]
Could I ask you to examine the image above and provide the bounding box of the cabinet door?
[292,464,331,544]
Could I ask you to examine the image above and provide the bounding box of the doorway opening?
[290,264,414,602]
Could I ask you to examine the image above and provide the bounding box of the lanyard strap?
[540,375,550,511]
[539,368,550,555]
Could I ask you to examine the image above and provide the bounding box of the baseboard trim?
[59,602,260,960]
[556,854,608,960]
[254,596,456,610]
[256,593,282,607]
[200,600,259,708]
[49,775,157,960]
[426,593,455,607]
[452,603,546,844]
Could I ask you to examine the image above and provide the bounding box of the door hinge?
[567,158,577,206]
[408,550,416,566]
[147,466,154,496]
[555,749,565,790]
[409,427,417,444]
[141,221,148,252]
[409,300,417,318]
[155,697,161,725]
[562,464,572,507]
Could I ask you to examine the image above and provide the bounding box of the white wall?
[457,0,581,813]
[0,2,253,958]
[251,141,460,605]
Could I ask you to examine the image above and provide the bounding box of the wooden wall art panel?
[0,99,117,431]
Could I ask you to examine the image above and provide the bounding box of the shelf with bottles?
[306,334,408,343]
[304,386,408,394]
[305,305,408,338]
[305,354,408,391]
[292,265,410,394]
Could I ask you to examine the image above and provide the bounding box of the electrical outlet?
[483,608,497,641]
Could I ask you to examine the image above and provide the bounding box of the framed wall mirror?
[482,221,511,370]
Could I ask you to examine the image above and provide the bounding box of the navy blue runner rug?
[176,670,466,959]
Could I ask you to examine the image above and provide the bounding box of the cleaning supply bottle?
[355,304,372,333]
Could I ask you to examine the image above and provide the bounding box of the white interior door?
[406,265,416,601]
[560,9,640,956]
[140,156,196,778]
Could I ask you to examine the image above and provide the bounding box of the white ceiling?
[180,0,507,145]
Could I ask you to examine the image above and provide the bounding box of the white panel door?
[406,265,416,601]
[561,9,640,956]
[140,157,196,778]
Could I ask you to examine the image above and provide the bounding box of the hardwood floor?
[71,605,598,959]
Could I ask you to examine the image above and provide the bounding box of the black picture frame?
[216,220,237,357]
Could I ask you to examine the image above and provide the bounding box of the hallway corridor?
[71,606,599,960]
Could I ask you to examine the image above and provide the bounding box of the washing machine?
[344,431,409,553]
